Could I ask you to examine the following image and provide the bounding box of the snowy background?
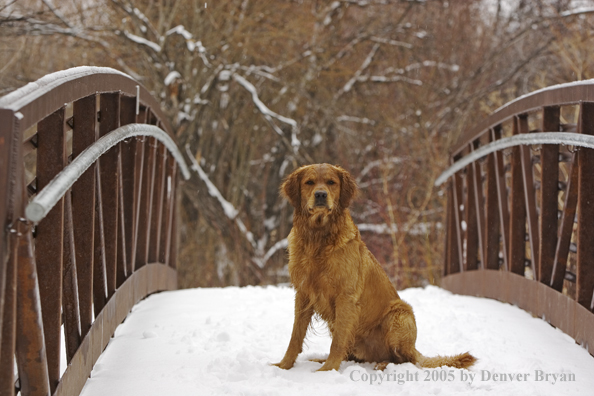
[79,286,594,396]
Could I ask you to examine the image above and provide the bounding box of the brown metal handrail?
[440,80,594,356]
[0,67,187,396]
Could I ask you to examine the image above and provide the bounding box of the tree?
[2,0,594,287]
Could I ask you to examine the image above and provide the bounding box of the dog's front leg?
[317,295,359,371]
[273,291,313,370]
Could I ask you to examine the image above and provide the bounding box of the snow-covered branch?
[336,115,376,125]
[357,222,441,236]
[370,36,413,49]
[232,73,297,128]
[185,145,285,269]
[185,145,238,220]
[336,42,380,98]
[357,157,407,183]
[123,30,161,52]
[232,73,301,152]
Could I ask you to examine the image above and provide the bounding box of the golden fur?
[273,163,476,372]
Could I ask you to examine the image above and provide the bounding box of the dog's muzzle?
[314,190,328,207]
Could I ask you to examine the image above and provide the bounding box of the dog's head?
[281,164,358,227]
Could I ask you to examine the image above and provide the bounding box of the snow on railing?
[435,132,594,186]
[26,124,190,223]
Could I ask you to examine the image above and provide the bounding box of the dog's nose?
[315,191,328,200]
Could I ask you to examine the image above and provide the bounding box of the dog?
[273,163,476,372]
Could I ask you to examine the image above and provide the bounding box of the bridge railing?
[438,80,594,355]
[0,67,189,396]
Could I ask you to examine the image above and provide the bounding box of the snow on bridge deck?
[79,286,594,396]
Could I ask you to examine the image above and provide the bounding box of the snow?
[357,222,442,235]
[0,66,132,111]
[494,78,594,114]
[123,31,162,52]
[166,25,193,40]
[79,285,594,396]
[185,145,239,220]
[435,132,594,186]
[232,73,298,128]
[164,71,181,86]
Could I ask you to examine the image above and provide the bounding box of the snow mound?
[80,285,594,396]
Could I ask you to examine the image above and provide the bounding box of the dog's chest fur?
[287,217,360,323]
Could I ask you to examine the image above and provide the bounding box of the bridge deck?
[78,286,594,396]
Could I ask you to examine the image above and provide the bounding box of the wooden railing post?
[464,151,479,271]
[36,107,67,393]
[72,94,97,339]
[16,220,50,396]
[509,116,527,275]
[484,132,500,270]
[99,92,122,299]
[539,106,560,286]
[577,102,594,310]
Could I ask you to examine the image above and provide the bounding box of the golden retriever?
[273,163,476,372]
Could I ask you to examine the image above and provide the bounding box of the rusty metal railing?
[0,67,189,396]
[438,80,594,355]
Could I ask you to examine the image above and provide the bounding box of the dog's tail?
[414,350,477,369]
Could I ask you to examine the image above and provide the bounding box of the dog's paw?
[374,362,390,371]
[309,358,327,364]
[316,362,340,372]
[271,361,294,370]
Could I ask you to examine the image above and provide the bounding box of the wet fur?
[273,164,476,372]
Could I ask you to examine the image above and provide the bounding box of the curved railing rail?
[439,81,594,356]
[0,67,189,396]
[26,124,190,223]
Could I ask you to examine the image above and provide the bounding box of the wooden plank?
[518,114,540,279]
[167,164,179,268]
[451,170,464,273]
[15,220,51,396]
[576,102,594,309]
[485,137,501,270]
[99,92,121,299]
[72,94,97,338]
[491,126,510,271]
[93,165,108,317]
[444,182,456,276]
[159,153,173,264]
[36,107,66,392]
[116,153,128,287]
[0,226,18,396]
[551,153,578,291]
[136,137,157,269]
[149,144,167,263]
[539,106,560,286]
[131,137,145,270]
[509,117,527,275]
[471,141,486,268]
[0,109,14,343]
[465,160,479,271]
[120,96,137,277]
[62,192,81,363]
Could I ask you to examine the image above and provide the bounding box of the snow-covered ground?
[79,286,594,396]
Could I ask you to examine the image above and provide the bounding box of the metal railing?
[438,80,594,355]
[0,67,189,396]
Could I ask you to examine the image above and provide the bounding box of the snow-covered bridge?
[1,68,593,396]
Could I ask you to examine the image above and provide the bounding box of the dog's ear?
[281,166,305,209]
[336,166,358,209]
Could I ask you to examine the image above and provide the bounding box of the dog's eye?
[305,180,314,185]
[327,180,335,185]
